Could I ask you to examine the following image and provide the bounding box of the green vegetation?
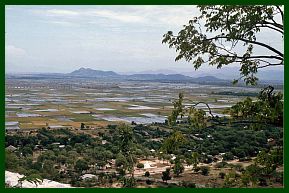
[162,168,171,183]
[163,5,283,85]
[5,5,283,188]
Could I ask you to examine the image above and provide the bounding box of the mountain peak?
[69,68,119,77]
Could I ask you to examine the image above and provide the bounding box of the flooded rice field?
[5,79,268,129]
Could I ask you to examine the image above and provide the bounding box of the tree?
[96,160,106,169]
[162,5,283,85]
[56,154,67,165]
[230,86,283,127]
[219,172,226,179]
[5,150,19,170]
[21,146,33,157]
[254,149,283,176]
[75,159,89,173]
[188,107,207,130]
[117,124,136,187]
[173,157,184,177]
[161,131,187,154]
[115,153,128,168]
[223,152,234,161]
[162,168,172,183]
[121,177,136,188]
[144,171,150,177]
[168,93,184,126]
[81,123,85,130]
[242,164,262,187]
[137,163,144,169]
[185,158,193,166]
[191,152,200,171]
[200,166,210,176]
[41,160,58,179]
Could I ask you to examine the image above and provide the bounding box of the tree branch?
[257,63,283,69]
[256,24,283,34]
[205,36,283,57]
[275,5,284,24]
[262,21,283,30]
[185,101,222,124]
[215,54,283,61]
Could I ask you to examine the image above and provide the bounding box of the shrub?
[146,179,153,185]
[144,171,150,177]
[180,181,196,188]
[219,172,226,179]
[173,161,184,176]
[200,166,210,176]
[122,177,136,188]
[193,166,200,172]
[137,163,144,168]
[222,152,234,161]
[234,164,244,172]
[215,162,228,168]
[162,168,171,183]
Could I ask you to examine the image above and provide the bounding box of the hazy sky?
[5,5,284,74]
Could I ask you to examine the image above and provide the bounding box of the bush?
[144,171,150,177]
[219,172,226,179]
[273,172,283,184]
[193,166,200,172]
[146,179,153,185]
[239,157,252,162]
[173,161,184,177]
[215,162,228,168]
[200,166,210,176]
[234,164,244,172]
[222,152,234,161]
[258,177,268,186]
[137,163,144,168]
[180,181,196,188]
[116,168,126,177]
[204,157,213,164]
[122,177,136,188]
[162,168,171,183]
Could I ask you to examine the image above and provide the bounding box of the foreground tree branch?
[162,5,284,85]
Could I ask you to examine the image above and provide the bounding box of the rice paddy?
[5,79,266,130]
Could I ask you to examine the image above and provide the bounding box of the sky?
[5,5,284,75]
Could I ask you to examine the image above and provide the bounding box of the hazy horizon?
[6,5,284,76]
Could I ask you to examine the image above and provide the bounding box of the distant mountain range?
[6,67,283,86]
[122,67,284,82]
[67,68,225,83]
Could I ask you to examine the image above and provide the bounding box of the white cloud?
[46,20,78,27]
[87,10,145,23]
[45,9,80,16]
[31,6,198,27]
[35,8,145,23]
[5,45,26,57]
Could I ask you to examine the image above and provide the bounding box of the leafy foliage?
[191,152,200,171]
[18,174,43,188]
[117,124,136,184]
[162,168,172,183]
[173,157,185,176]
[168,93,184,126]
[162,5,283,85]
[200,166,210,176]
[230,86,283,127]
[161,131,187,154]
